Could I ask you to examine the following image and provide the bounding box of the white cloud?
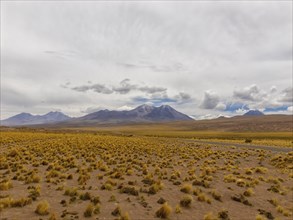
[193,114,226,120]
[1,1,292,119]
[81,106,104,114]
[233,84,266,101]
[270,86,277,93]
[235,108,249,115]
[230,84,292,112]
[215,103,226,111]
[200,90,220,109]
[117,105,134,111]
[279,87,293,103]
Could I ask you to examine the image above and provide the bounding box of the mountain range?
[78,104,192,122]
[1,105,273,127]
[243,110,264,116]
[1,104,193,126]
[1,111,71,126]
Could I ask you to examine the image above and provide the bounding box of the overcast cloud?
[1,1,292,119]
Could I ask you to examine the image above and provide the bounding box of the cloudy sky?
[1,1,292,119]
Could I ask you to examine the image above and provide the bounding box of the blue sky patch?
[264,106,289,112]
[224,102,249,112]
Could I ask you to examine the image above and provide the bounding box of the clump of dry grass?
[11,197,32,207]
[78,172,91,185]
[0,196,32,211]
[197,193,211,204]
[224,174,236,183]
[180,195,193,208]
[210,190,222,201]
[192,177,210,188]
[175,204,182,214]
[64,187,78,197]
[231,194,252,206]
[109,194,117,202]
[142,174,155,185]
[204,212,217,220]
[0,180,13,191]
[255,167,268,174]
[193,187,202,196]
[101,183,113,191]
[236,179,246,187]
[180,184,193,194]
[217,210,229,220]
[84,203,94,217]
[67,174,73,179]
[245,168,254,175]
[155,203,172,218]
[243,188,254,197]
[112,205,122,216]
[255,214,266,220]
[83,203,100,217]
[148,181,164,194]
[91,196,100,205]
[267,198,278,206]
[25,172,41,184]
[120,212,131,220]
[126,169,134,176]
[157,197,166,204]
[79,191,91,201]
[0,197,12,211]
[28,185,41,201]
[120,186,139,196]
[48,213,57,220]
[276,205,292,217]
[35,200,50,215]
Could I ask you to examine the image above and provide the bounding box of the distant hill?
[1,105,193,126]
[244,110,264,116]
[1,111,71,126]
[27,114,292,133]
[76,104,193,123]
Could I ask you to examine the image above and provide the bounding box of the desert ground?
[0,128,292,220]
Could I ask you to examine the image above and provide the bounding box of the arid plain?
[0,115,292,220]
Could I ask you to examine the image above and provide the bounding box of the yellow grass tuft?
[180,184,193,194]
[35,200,50,215]
[155,203,172,218]
[180,195,193,208]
